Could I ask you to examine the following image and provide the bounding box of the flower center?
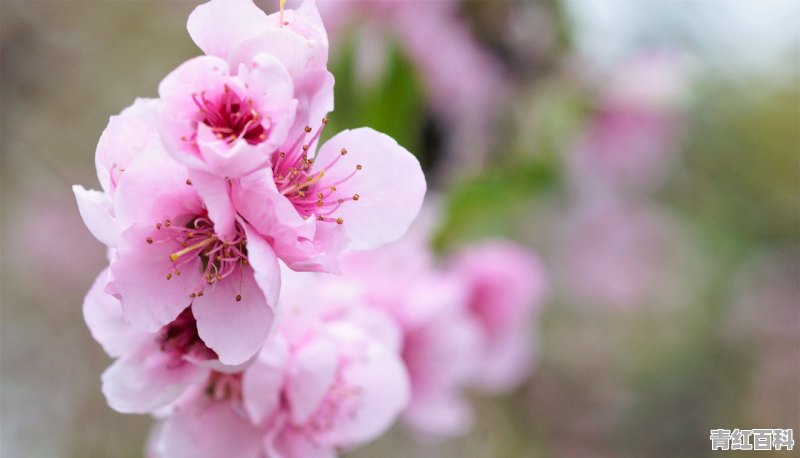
[205,371,243,401]
[146,215,249,301]
[159,307,216,363]
[272,118,362,225]
[192,85,266,145]
[306,357,361,433]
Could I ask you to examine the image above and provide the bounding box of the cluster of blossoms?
[74,1,545,456]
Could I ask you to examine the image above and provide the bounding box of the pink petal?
[404,393,474,440]
[102,344,210,414]
[157,397,263,458]
[286,338,338,425]
[242,335,289,424]
[194,123,271,178]
[268,428,336,458]
[82,268,150,358]
[95,98,161,194]
[73,185,119,247]
[314,128,426,249]
[187,170,236,241]
[243,223,282,307]
[186,0,270,62]
[113,148,202,230]
[192,266,275,365]
[109,224,200,332]
[323,327,410,445]
[230,29,315,79]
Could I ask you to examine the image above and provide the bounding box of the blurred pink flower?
[323,232,479,439]
[317,0,507,175]
[556,196,691,310]
[451,240,549,393]
[570,50,689,194]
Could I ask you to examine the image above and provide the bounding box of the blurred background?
[1,0,798,456]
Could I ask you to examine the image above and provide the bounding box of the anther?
[304,126,312,133]
[336,217,343,224]
[356,164,363,170]
[197,290,204,297]
[353,194,360,201]
[146,237,153,244]
[338,198,343,203]
[322,117,329,124]
[166,273,173,280]
[340,148,347,155]
[317,201,324,207]
[317,192,324,199]
[302,144,309,151]
[235,295,242,302]
[186,179,192,185]
[156,223,162,230]
[174,269,181,276]
[190,293,196,298]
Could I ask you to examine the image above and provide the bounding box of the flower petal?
[83,268,150,358]
[95,98,161,194]
[73,185,120,247]
[113,147,202,230]
[242,335,289,425]
[157,397,263,458]
[314,128,426,249]
[187,0,270,62]
[192,266,275,365]
[286,338,338,425]
[187,170,236,241]
[109,224,200,332]
[102,344,209,414]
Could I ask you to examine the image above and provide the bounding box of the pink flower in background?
[317,0,507,176]
[451,241,549,393]
[569,50,689,194]
[334,235,478,439]
[556,196,690,310]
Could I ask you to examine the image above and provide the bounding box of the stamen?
[169,236,217,262]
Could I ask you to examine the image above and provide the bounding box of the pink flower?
[233,126,427,270]
[556,196,690,310]
[335,234,482,439]
[102,147,279,365]
[160,0,332,180]
[158,53,298,179]
[74,98,162,247]
[569,50,689,194]
[451,241,549,393]
[84,269,223,414]
[147,292,409,458]
[318,0,507,175]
